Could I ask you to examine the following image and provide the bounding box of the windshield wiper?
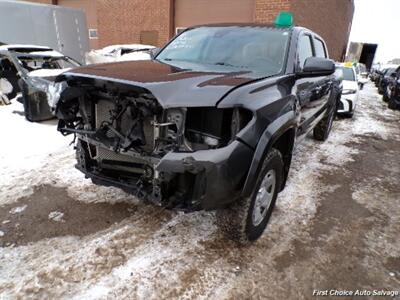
[214,62,234,66]
[214,62,247,69]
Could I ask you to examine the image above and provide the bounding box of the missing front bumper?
[76,138,253,211]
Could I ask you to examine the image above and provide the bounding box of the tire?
[216,148,284,243]
[341,111,354,118]
[313,99,336,141]
[383,92,389,102]
[388,98,400,110]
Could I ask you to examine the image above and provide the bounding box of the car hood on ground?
[62,60,261,108]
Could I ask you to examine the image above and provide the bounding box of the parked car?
[387,66,400,110]
[52,23,337,242]
[0,44,80,121]
[354,62,368,89]
[369,68,380,83]
[375,64,398,87]
[378,67,397,98]
[381,65,400,102]
[336,64,359,117]
[85,44,156,64]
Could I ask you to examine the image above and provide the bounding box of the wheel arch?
[241,111,296,198]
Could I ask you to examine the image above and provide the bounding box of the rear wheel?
[216,148,283,243]
[313,99,336,141]
[383,87,390,102]
[388,98,399,110]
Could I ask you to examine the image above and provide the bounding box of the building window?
[175,27,187,35]
[88,29,98,39]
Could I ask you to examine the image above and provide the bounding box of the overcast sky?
[349,0,400,63]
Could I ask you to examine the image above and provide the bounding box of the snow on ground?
[0,101,72,202]
[0,83,399,299]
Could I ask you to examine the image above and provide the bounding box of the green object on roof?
[274,11,294,27]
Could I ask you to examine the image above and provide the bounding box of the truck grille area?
[91,92,162,155]
[96,147,152,177]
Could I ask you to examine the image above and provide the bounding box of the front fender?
[241,110,296,197]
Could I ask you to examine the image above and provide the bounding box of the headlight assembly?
[184,107,252,150]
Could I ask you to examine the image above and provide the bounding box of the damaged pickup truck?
[53,24,337,242]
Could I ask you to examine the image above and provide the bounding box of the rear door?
[294,33,331,140]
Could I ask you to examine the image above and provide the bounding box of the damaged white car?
[0,44,80,121]
[85,44,156,65]
[337,64,359,117]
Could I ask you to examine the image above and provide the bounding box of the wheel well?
[271,128,295,191]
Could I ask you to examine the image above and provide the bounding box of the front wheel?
[216,148,284,243]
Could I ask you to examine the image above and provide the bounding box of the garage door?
[174,0,255,34]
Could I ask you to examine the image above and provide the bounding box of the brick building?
[23,0,354,61]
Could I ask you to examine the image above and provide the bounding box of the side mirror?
[149,48,160,59]
[298,57,335,77]
[390,72,397,78]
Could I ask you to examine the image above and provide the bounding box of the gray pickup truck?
[53,23,338,242]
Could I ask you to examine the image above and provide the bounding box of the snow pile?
[9,205,27,214]
[0,101,72,204]
[85,44,155,64]
[48,211,65,222]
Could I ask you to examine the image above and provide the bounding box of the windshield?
[340,67,355,81]
[157,26,290,77]
[16,55,80,72]
[385,68,396,75]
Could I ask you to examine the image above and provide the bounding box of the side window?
[0,55,7,72]
[314,38,327,58]
[396,67,400,77]
[0,56,17,74]
[298,35,313,69]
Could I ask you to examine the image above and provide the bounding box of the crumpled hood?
[62,60,259,107]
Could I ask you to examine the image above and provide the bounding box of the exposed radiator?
[95,99,155,153]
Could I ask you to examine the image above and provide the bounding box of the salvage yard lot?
[0,83,399,299]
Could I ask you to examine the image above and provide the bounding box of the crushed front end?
[55,76,254,210]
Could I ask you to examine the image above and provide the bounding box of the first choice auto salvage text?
[313,289,399,297]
